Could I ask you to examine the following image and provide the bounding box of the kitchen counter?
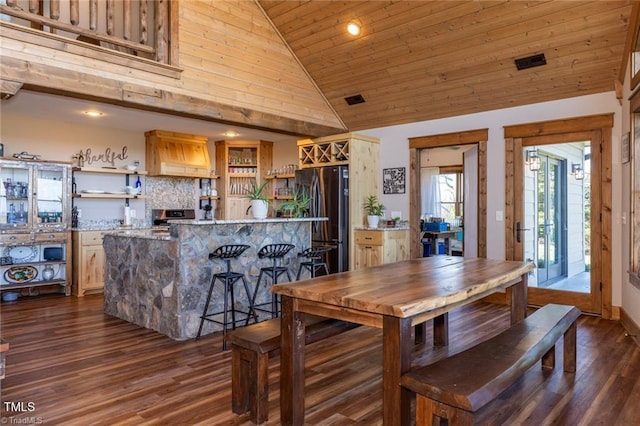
[353,225,410,231]
[103,217,325,340]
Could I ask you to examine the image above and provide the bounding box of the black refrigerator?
[295,166,349,273]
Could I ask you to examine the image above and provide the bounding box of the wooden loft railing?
[0,0,169,63]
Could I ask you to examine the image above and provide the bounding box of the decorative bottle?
[135,176,142,195]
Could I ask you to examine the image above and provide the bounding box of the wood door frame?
[408,129,488,259]
[504,114,613,318]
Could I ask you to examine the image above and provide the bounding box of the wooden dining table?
[272,256,535,425]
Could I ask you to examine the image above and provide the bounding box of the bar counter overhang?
[102,218,325,340]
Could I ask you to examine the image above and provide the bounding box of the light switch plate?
[495,210,504,221]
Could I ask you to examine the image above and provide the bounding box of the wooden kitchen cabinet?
[145,130,211,178]
[215,140,273,219]
[297,133,380,270]
[72,231,105,296]
[354,229,410,270]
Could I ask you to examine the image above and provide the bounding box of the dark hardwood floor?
[1,294,639,425]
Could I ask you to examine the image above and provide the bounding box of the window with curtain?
[420,167,440,219]
[438,166,464,221]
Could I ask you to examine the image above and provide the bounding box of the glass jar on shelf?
[201,180,211,197]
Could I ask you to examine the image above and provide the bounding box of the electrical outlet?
[130,209,136,218]
[77,209,82,218]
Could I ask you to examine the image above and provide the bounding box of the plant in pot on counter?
[280,186,311,218]
[363,194,385,228]
[244,179,270,219]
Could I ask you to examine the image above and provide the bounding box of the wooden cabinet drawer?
[355,230,383,246]
[80,231,104,246]
[34,232,67,243]
[0,233,33,245]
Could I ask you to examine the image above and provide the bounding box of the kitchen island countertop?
[167,217,328,225]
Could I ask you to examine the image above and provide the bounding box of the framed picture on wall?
[383,167,405,194]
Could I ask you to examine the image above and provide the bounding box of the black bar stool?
[296,246,333,279]
[251,243,295,319]
[196,244,256,350]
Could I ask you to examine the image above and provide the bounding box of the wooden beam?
[2,63,344,137]
[504,114,614,138]
[0,79,22,100]
[409,129,488,149]
[619,1,640,89]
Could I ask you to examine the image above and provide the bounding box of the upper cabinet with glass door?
[0,159,72,233]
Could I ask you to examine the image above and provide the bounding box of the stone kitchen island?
[102,218,324,340]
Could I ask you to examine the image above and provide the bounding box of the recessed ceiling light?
[223,130,239,137]
[347,21,361,36]
[83,110,103,117]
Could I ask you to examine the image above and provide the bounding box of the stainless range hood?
[145,130,211,178]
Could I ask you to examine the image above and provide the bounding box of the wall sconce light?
[571,163,584,180]
[526,148,541,171]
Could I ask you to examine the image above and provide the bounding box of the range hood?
[145,130,211,178]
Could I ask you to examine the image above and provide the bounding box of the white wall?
[359,92,624,307]
[1,113,299,223]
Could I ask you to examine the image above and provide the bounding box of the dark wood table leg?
[433,312,449,346]
[280,296,305,425]
[507,273,528,325]
[414,322,426,344]
[383,315,413,426]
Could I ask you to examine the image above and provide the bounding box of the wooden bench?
[401,303,581,425]
[227,315,359,424]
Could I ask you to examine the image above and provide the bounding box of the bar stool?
[251,243,295,319]
[196,244,256,350]
[296,246,333,279]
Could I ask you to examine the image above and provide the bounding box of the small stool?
[296,246,332,279]
[251,243,295,319]
[196,244,256,350]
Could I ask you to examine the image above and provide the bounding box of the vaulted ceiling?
[258,1,636,131]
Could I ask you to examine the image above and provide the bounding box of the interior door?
[463,147,478,257]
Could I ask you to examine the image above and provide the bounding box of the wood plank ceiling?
[257,1,635,131]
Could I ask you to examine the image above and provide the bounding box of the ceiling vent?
[345,94,365,105]
[514,53,547,71]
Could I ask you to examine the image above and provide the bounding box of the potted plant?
[363,194,384,228]
[244,179,270,219]
[280,187,311,218]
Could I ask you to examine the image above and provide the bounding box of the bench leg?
[415,395,474,426]
[232,346,250,415]
[232,346,270,424]
[563,321,577,373]
[433,313,449,346]
[542,344,556,370]
[415,322,426,345]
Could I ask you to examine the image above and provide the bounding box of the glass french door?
[519,141,597,313]
[536,155,565,286]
